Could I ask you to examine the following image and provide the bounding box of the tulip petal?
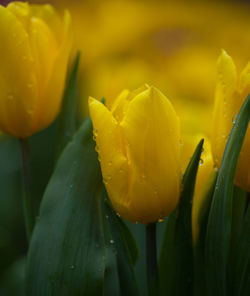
[111,89,130,122]
[31,10,72,133]
[30,4,63,44]
[120,86,181,222]
[212,50,237,167]
[29,16,58,98]
[239,61,250,100]
[7,2,31,31]
[192,154,214,242]
[88,98,132,220]
[0,7,38,137]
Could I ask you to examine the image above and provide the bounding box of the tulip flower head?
[89,85,181,224]
[212,50,250,192]
[0,2,72,138]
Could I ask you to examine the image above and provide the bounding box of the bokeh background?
[1,0,250,295]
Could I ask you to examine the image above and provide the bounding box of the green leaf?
[228,186,246,279]
[159,139,204,296]
[56,52,81,157]
[231,199,250,296]
[0,257,25,296]
[193,170,218,296]
[205,94,250,296]
[0,136,26,276]
[103,195,139,296]
[26,118,105,295]
[231,186,246,243]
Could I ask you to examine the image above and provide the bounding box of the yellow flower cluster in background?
[31,0,250,136]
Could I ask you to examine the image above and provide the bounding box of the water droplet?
[201,148,204,154]
[7,93,14,101]
[69,265,75,270]
[116,213,121,217]
[107,175,111,180]
[27,82,34,88]
[27,109,33,116]
[179,139,183,147]
[119,168,124,173]
[232,115,237,124]
[103,178,108,185]
[110,239,114,244]
[199,159,204,165]
[105,215,109,219]
[95,145,100,153]
[158,218,164,223]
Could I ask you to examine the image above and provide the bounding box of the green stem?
[146,223,158,296]
[19,138,35,242]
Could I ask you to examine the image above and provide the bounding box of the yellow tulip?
[212,50,250,192]
[0,2,72,138]
[89,85,181,224]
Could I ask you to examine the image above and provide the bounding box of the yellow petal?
[192,155,216,244]
[88,98,132,220]
[110,89,130,122]
[212,50,237,167]
[29,16,58,99]
[7,2,31,31]
[239,61,250,100]
[120,86,181,223]
[0,6,38,137]
[31,10,72,133]
[30,4,62,43]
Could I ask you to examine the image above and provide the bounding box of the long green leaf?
[26,118,105,295]
[206,95,250,296]
[159,139,204,296]
[56,52,81,157]
[232,199,250,296]
[193,170,218,296]
[103,196,139,296]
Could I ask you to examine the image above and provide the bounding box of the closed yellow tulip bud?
[212,50,250,192]
[89,85,181,224]
[0,2,72,138]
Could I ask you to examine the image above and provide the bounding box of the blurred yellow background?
[28,0,250,138]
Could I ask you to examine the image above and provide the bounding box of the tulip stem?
[19,138,35,242]
[146,223,158,296]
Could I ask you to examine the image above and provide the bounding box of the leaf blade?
[159,139,204,296]
[26,118,105,296]
[206,94,250,296]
